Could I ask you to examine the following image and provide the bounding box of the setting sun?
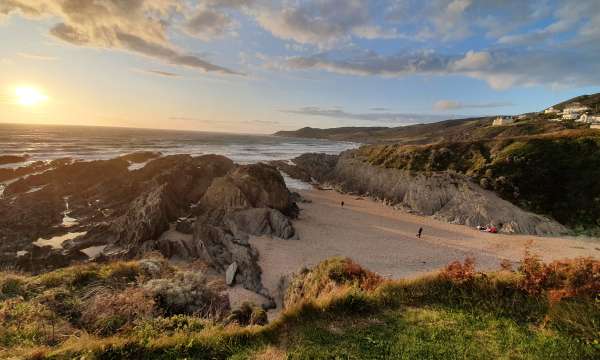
[15,86,48,106]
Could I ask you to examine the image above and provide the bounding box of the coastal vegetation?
[358,129,600,232]
[1,255,598,359]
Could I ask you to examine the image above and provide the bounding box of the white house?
[563,102,590,115]
[562,113,579,120]
[544,107,561,114]
[577,113,600,123]
[492,116,515,126]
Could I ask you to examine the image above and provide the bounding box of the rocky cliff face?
[277,151,568,236]
[3,154,298,295]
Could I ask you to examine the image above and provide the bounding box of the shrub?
[0,275,26,300]
[518,254,600,301]
[138,258,171,279]
[284,257,383,308]
[81,287,155,336]
[0,298,74,347]
[441,257,476,282]
[103,262,140,283]
[144,271,229,319]
[37,287,82,324]
[518,253,548,296]
[226,302,268,326]
[69,268,101,288]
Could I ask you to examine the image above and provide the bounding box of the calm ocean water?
[0,123,358,189]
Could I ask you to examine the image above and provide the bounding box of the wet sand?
[252,188,600,303]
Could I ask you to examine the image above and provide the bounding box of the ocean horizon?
[0,122,358,166]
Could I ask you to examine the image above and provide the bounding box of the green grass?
[1,257,598,359]
[279,307,594,360]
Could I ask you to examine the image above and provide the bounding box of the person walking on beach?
[341,201,345,207]
[417,227,423,238]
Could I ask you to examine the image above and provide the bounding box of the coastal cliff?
[274,151,568,236]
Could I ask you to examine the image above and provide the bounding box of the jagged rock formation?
[276,151,568,236]
[3,154,298,295]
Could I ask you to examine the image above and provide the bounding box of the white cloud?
[183,6,238,41]
[284,44,600,90]
[2,0,239,74]
[2,0,600,91]
[252,0,395,48]
[451,51,491,71]
[283,106,460,124]
[433,100,513,111]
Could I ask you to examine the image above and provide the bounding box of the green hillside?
[358,129,600,232]
[275,116,585,144]
[274,93,600,144]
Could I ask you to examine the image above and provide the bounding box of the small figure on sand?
[341,201,345,207]
[417,227,423,238]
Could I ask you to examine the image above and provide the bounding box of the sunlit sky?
[1,1,600,133]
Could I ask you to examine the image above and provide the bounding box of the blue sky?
[1,0,599,133]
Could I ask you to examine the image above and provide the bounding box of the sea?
[0,123,358,190]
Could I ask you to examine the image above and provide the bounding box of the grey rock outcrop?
[192,163,299,293]
[224,208,297,240]
[283,151,568,236]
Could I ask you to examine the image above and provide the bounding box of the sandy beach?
[252,188,600,305]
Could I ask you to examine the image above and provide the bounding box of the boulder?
[226,262,238,286]
[112,183,176,249]
[157,229,198,260]
[228,163,298,217]
[224,208,296,240]
[195,223,263,292]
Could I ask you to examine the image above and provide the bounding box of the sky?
[1,0,600,134]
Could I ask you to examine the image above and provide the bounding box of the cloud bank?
[1,0,239,74]
[283,106,459,124]
[2,0,600,89]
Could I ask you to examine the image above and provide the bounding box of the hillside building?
[577,113,600,123]
[544,107,561,114]
[563,102,590,114]
[562,113,579,120]
[492,116,515,126]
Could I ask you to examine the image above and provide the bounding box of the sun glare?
[15,86,48,106]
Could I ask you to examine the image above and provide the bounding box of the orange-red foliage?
[518,254,599,302]
[441,257,476,282]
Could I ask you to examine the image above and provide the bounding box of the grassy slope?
[275,117,580,144]
[553,93,600,111]
[274,93,600,144]
[357,128,600,232]
[1,257,598,359]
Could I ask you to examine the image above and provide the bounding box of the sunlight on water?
[0,124,358,167]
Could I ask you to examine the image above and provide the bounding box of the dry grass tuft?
[81,287,155,336]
